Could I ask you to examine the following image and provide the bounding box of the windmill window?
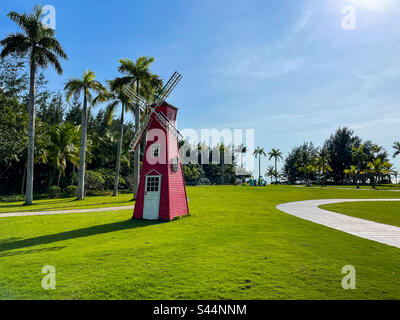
[146,176,160,192]
[151,143,161,158]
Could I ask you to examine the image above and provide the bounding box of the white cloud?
[293,8,317,32]
[347,0,395,12]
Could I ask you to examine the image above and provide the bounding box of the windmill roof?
[152,101,179,110]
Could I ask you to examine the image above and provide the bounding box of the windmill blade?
[154,111,183,140]
[124,85,147,112]
[129,115,152,152]
[159,71,182,101]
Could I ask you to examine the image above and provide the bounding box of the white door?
[143,175,161,220]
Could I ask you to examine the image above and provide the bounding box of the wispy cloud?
[347,0,395,12]
[292,8,317,32]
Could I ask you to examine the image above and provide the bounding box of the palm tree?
[266,166,275,184]
[111,57,157,199]
[65,70,106,199]
[362,158,392,189]
[299,164,316,187]
[235,144,247,168]
[391,168,398,184]
[393,142,400,159]
[253,147,266,185]
[0,5,67,204]
[316,147,330,187]
[344,165,357,185]
[46,123,80,187]
[268,148,283,184]
[351,144,368,189]
[105,79,134,196]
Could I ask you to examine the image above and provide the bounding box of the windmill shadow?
[0,219,164,254]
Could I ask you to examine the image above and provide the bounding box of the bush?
[197,178,211,186]
[0,194,25,202]
[47,186,61,198]
[85,170,105,194]
[63,185,77,198]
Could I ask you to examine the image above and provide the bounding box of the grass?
[0,185,400,300]
[0,194,134,214]
[320,201,400,227]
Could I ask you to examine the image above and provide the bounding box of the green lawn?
[0,194,133,214]
[320,201,400,227]
[1,185,400,300]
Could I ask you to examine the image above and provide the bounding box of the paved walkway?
[294,186,400,192]
[0,206,134,218]
[277,199,400,248]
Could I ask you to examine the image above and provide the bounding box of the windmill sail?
[124,85,147,112]
[159,72,182,102]
[154,111,183,140]
[129,115,152,152]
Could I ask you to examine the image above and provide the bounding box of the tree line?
[279,127,397,188]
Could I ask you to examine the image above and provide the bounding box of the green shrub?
[0,194,25,202]
[63,185,77,198]
[85,170,105,194]
[47,186,61,198]
[198,178,211,186]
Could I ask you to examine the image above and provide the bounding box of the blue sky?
[1,0,400,176]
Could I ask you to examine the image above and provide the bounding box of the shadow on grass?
[0,219,164,253]
[0,246,66,257]
[0,199,134,212]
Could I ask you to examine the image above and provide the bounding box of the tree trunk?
[25,60,36,205]
[275,158,278,184]
[57,170,62,187]
[258,157,261,186]
[132,80,141,200]
[77,91,88,200]
[113,105,125,197]
[21,162,27,195]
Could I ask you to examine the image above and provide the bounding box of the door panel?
[143,176,161,220]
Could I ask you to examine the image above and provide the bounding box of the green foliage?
[63,185,78,198]
[47,186,61,198]
[85,170,105,193]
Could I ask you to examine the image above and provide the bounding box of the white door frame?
[143,175,162,220]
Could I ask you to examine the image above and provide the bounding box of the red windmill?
[124,72,189,221]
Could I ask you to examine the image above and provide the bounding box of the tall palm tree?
[235,144,247,168]
[105,79,134,196]
[46,123,80,187]
[64,70,106,200]
[0,5,67,204]
[351,144,368,189]
[253,147,266,185]
[111,57,157,199]
[268,148,283,184]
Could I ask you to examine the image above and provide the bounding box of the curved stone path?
[0,206,134,218]
[277,199,400,248]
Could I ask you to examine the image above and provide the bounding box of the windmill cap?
[152,101,179,110]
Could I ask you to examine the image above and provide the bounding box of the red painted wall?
[133,103,189,221]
